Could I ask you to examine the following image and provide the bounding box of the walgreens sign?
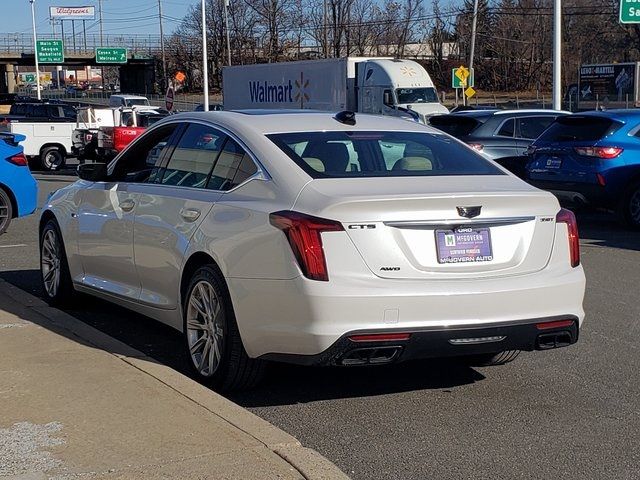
[49,6,96,20]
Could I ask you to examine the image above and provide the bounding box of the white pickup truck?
[9,121,75,171]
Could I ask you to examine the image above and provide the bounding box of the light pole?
[466,0,479,107]
[29,0,42,100]
[552,0,561,110]
[201,0,209,111]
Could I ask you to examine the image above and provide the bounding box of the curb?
[0,279,350,480]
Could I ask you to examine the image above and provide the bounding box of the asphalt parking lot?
[1,175,639,480]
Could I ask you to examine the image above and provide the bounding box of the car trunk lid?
[293,176,559,280]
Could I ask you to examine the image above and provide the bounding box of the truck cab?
[357,59,448,122]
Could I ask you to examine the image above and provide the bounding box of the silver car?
[40,111,585,390]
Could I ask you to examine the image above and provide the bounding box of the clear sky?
[1,0,192,36]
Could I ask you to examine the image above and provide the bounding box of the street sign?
[464,86,476,98]
[620,0,640,23]
[452,67,474,88]
[36,40,64,63]
[95,47,128,64]
[165,86,174,111]
[175,71,186,83]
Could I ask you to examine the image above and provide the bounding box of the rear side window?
[428,115,481,137]
[496,118,515,137]
[160,124,225,188]
[268,131,503,178]
[518,116,555,139]
[207,138,257,191]
[538,116,621,142]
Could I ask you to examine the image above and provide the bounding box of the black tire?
[40,219,75,306]
[619,181,640,230]
[183,265,264,391]
[40,147,66,171]
[462,350,521,367]
[0,188,12,235]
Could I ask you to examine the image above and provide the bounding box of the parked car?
[1,102,76,126]
[526,110,640,229]
[429,109,568,178]
[0,132,37,234]
[40,111,585,390]
[108,95,150,108]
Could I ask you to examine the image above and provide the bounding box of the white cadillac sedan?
[39,111,585,390]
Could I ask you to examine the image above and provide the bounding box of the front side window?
[111,124,178,182]
[268,131,503,178]
[159,123,225,188]
[518,116,555,140]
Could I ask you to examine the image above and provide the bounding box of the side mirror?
[383,91,394,107]
[77,163,109,181]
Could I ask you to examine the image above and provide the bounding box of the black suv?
[429,109,568,177]
[2,102,77,123]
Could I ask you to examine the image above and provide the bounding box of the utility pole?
[323,0,328,58]
[466,0,479,107]
[201,0,209,111]
[158,0,167,90]
[223,0,231,66]
[29,0,42,100]
[552,0,561,110]
[99,0,104,89]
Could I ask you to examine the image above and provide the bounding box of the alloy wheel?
[186,280,224,377]
[41,229,61,298]
[0,199,9,233]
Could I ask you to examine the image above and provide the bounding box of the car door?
[75,123,179,300]
[482,117,519,160]
[130,122,228,309]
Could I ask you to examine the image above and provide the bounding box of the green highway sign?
[36,40,64,63]
[620,0,640,23]
[95,47,128,64]
[451,67,474,89]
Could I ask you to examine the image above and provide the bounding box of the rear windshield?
[428,115,482,137]
[538,116,622,142]
[267,131,503,178]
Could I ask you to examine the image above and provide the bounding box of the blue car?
[0,132,37,234]
[526,110,640,229]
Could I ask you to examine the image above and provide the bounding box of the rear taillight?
[574,146,623,159]
[269,210,344,281]
[468,143,484,152]
[7,153,27,166]
[556,208,580,267]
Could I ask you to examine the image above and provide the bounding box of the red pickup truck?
[97,110,167,160]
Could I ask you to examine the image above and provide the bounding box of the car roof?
[112,94,148,99]
[453,109,568,117]
[156,110,437,135]
[569,109,640,123]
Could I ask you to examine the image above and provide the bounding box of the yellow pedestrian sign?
[464,86,476,98]
[455,66,470,83]
[451,67,474,89]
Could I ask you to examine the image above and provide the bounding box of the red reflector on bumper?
[535,319,574,331]
[349,333,411,342]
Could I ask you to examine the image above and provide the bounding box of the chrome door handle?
[119,199,135,212]
[180,208,201,222]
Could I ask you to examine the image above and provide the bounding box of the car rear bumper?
[228,263,586,360]
[528,179,614,208]
[259,316,580,366]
